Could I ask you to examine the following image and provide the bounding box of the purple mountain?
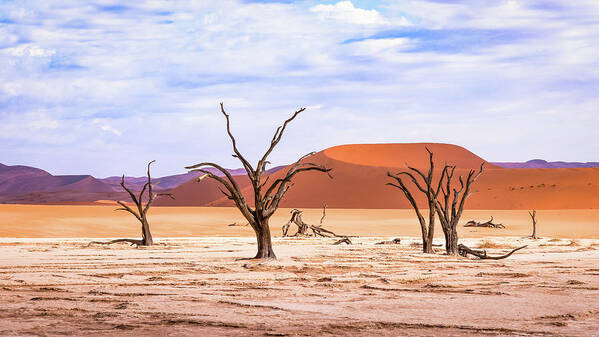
[0,163,285,204]
[492,159,599,169]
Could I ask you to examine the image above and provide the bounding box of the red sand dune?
[162,143,598,210]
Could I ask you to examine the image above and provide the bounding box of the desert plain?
[1,205,598,336]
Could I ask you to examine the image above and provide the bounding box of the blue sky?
[1,0,598,177]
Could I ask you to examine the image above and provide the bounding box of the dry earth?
[1,237,598,336]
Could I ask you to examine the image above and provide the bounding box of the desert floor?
[1,205,599,336]
[1,237,598,336]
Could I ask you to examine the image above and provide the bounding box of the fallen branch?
[376,238,401,245]
[464,216,505,229]
[458,244,527,260]
[228,222,249,227]
[282,208,347,238]
[333,237,352,245]
[87,239,144,247]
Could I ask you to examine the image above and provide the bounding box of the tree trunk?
[423,203,435,254]
[444,225,458,256]
[141,219,153,246]
[253,218,276,259]
[422,238,434,254]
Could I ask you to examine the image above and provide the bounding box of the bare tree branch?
[187,104,331,259]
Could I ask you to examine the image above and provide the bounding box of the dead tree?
[464,216,505,229]
[458,244,527,260]
[282,206,347,239]
[186,103,331,259]
[436,164,484,255]
[88,161,173,247]
[387,148,449,253]
[528,210,539,239]
[282,209,309,236]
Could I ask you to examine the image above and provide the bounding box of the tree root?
[458,244,527,260]
[464,216,505,229]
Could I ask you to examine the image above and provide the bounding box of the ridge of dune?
[323,143,499,169]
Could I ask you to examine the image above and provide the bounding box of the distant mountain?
[0,162,285,204]
[99,168,250,191]
[492,159,599,169]
[0,163,114,195]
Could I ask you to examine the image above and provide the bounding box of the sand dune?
[192,143,599,209]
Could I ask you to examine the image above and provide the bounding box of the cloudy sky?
[1,0,598,177]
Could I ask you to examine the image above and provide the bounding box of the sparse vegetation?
[387,148,449,253]
[528,210,540,239]
[185,103,331,259]
[436,163,484,255]
[88,161,173,247]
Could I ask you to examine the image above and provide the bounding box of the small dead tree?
[528,210,539,239]
[88,160,173,247]
[464,216,505,229]
[387,148,448,253]
[436,164,484,255]
[186,103,331,260]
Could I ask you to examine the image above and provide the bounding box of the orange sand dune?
[163,143,599,210]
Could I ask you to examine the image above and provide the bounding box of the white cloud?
[99,125,122,136]
[310,1,399,26]
[4,44,56,57]
[93,119,122,136]
[348,37,412,56]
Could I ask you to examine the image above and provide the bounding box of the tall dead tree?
[186,103,331,260]
[88,160,173,247]
[387,148,448,253]
[435,164,484,255]
[528,210,539,239]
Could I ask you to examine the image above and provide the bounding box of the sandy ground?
[0,237,598,336]
[1,205,599,239]
[1,205,598,335]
